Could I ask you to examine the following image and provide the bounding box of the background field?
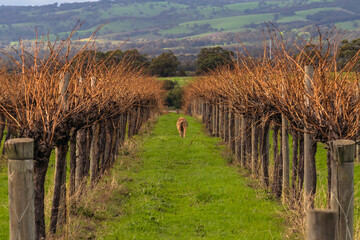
[1,0,359,55]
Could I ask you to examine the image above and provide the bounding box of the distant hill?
[0,0,359,55]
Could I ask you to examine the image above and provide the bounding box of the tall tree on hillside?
[148,51,180,77]
[196,46,234,75]
[76,49,149,70]
[105,49,149,69]
[337,38,360,71]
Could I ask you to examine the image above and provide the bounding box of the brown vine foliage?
[184,29,360,143]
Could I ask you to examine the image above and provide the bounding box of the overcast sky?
[1,0,99,6]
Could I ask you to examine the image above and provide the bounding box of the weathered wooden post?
[228,108,235,153]
[212,103,217,136]
[215,102,220,137]
[5,138,35,240]
[207,103,213,134]
[261,119,270,187]
[50,72,70,233]
[219,103,223,139]
[234,113,240,163]
[306,209,337,240]
[251,116,259,174]
[203,101,207,128]
[202,101,207,125]
[76,127,87,194]
[330,140,354,240]
[90,76,99,184]
[75,75,89,197]
[240,115,245,167]
[224,105,229,143]
[282,115,290,204]
[304,65,315,208]
[282,81,290,204]
[356,86,360,164]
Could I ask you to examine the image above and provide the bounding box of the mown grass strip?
[96,113,285,239]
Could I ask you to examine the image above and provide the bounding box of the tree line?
[91,38,360,77]
[85,46,235,77]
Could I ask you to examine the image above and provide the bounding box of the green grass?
[162,6,346,37]
[0,134,8,239]
[95,113,285,239]
[98,2,187,19]
[223,1,288,13]
[160,25,193,35]
[336,20,360,30]
[224,2,260,11]
[158,77,193,86]
[0,166,7,239]
[277,7,344,23]
[307,0,336,2]
[178,13,275,32]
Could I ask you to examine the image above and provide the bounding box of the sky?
[1,0,99,6]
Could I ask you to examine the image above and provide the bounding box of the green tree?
[122,49,149,70]
[148,51,180,77]
[162,80,183,109]
[104,49,149,69]
[337,38,360,71]
[196,47,234,75]
[73,49,149,72]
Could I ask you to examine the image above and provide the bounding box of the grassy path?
[97,113,285,239]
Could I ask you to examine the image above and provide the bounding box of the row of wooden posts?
[187,68,355,239]
[5,103,156,240]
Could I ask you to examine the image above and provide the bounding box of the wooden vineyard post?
[5,138,35,240]
[50,72,70,233]
[213,101,218,137]
[282,115,290,204]
[240,115,246,168]
[208,102,212,130]
[208,103,213,134]
[234,113,240,163]
[90,77,99,185]
[75,75,89,197]
[306,209,337,240]
[203,101,207,128]
[282,81,290,204]
[251,116,258,174]
[224,105,229,143]
[228,108,235,153]
[203,101,208,126]
[75,128,87,195]
[330,140,354,240]
[216,102,219,137]
[261,120,270,187]
[304,65,315,208]
[212,102,217,136]
[219,103,223,139]
[357,85,360,163]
